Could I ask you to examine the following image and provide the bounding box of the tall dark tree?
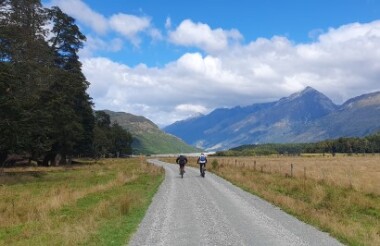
[41,6,94,164]
[0,0,54,164]
[1,1,95,166]
[93,111,133,158]
[110,123,132,157]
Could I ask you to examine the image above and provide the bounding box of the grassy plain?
[0,158,164,245]
[162,154,380,246]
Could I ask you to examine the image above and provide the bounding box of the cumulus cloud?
[47,0,159,49]
[83,20,380,126]
[49,0,108,34]
[79,36,123,58]
[109,14,151,45]
[168,19,243,53]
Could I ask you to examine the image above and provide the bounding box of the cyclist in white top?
[197,153,207,176]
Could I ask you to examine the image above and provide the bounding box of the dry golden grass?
[0,168,134,227]
[160,154,380,245]
[207,155,380,195]
[206,155,380,246]
[0,158,164,245]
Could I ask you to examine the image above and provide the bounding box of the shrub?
[211,159,219,169]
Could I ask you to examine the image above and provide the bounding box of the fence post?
[303,166,306,192]
[254,160,256,171]
[304,166,306,180]
[290,163,293,177]
[12,198,15,219]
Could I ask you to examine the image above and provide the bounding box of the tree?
[40,5,94,164]
[110,123,132,157]
[0,0,54,163]
[93,112,133,158]
[1,1,95,166]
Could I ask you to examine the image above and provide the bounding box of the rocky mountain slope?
[163,87,380,150]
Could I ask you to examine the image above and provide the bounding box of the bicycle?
[200,163,206,178]
[180,165,185,178]
[176,155,188,179]
[197,153,207,178]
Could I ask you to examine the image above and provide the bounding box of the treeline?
[0,1,132,166]
[215,132,380,156]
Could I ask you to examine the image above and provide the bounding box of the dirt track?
[128,159,342,246]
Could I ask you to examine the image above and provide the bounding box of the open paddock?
[207,154,380,195]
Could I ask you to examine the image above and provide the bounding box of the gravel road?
[128,159,343,246]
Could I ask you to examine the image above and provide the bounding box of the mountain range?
[101,110,200,155]
[163,87,380,151]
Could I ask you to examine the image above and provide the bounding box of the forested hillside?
[102,110,200,155]
[0,1,132,166]
[216,132,380,156]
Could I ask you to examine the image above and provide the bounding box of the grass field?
[0,158,164,246]
[162,154,380,246]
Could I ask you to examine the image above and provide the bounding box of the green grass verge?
[0,158,164,246]
[85,174,164,245]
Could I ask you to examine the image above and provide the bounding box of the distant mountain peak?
[342,91,380,109]
[164,89,380,151]
[303,86,316,91]
[277,86,330,105]
[293,86,320,96]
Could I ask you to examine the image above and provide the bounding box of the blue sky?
[44,0,380,126]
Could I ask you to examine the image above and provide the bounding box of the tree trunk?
[0,151,8,167]
[43,152,57,166]
[67,155,72,165]
[60,153,67,165]
[54,154,61,166]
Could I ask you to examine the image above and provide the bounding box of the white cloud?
[47,0,159,49]
[49,0,108,34]
[168,19,243,53]
[148,28,163,41]
[175,104,208,120]
[79,36,123,58]
[318,21,380,43]
[175,104,207,113]
[83,20,380,127]
[165,17,172,29]
[109,14,151,45]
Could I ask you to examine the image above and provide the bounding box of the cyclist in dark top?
[176,154,188,174]
[197,152,207,176]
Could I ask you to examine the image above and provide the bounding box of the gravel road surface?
[128,159,343,246]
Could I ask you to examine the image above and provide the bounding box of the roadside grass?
[161,155,380,246]
[0,158,164,245]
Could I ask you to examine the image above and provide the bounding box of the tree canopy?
[0,0,132,166]
[216,132,380,156]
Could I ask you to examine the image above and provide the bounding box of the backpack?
[178,155,187,165]
[199,155,206,163]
